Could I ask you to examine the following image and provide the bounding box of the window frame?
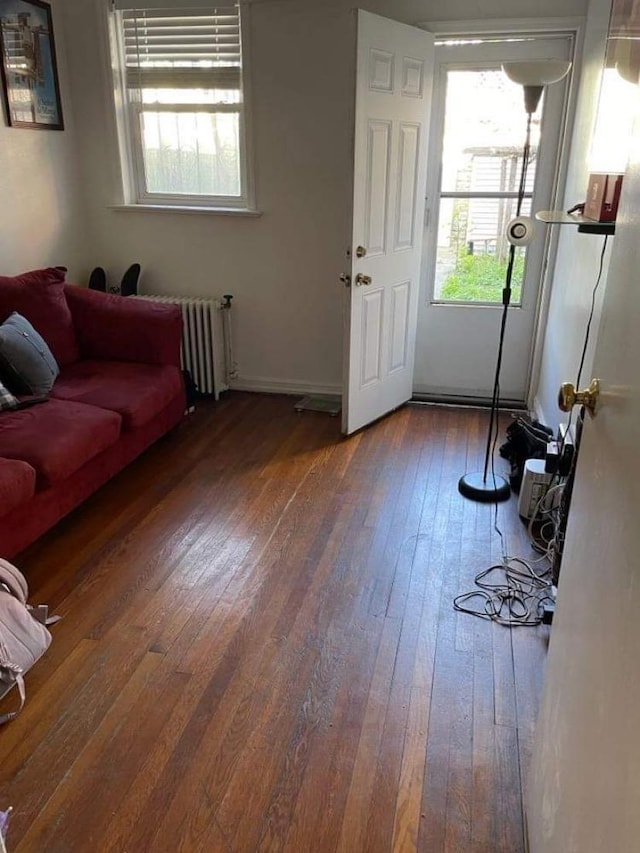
[110,5,255,212]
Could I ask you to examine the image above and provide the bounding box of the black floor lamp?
[458,59,572,503]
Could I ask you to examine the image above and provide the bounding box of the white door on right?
[527,121,640,851]
[413,35,573,404]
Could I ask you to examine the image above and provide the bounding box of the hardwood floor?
[0,393,549,852]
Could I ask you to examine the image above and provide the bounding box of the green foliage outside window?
[440,251,525,303]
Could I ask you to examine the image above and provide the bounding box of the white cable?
[528,482,565,551]
[454,555,554,627]
[454,487,562,627]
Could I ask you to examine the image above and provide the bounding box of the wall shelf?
[536,210,616,236]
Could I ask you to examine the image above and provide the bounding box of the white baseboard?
[229,375,342,398]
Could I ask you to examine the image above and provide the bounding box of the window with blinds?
[114,6,247,205]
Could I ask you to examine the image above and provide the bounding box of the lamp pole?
[457,63,571,504]
[458,108,534,503]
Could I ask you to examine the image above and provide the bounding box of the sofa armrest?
[64,286,182,367]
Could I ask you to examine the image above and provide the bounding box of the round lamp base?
[458,472,511,503]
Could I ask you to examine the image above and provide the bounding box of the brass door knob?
[356,245,367,258]
[355,273,372,286]
[558,378,600,416]
[339,273,351,287]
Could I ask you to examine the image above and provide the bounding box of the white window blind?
[113,4,247,204]
[121,9,241,90]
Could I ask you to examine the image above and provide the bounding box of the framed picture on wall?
[0,0,63,129]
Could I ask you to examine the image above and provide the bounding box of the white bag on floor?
[0,559,54,724]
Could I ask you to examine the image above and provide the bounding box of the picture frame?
[0,0,63,130]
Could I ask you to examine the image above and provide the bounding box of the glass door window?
[434,68,541,305]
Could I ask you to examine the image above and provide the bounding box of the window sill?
[109,204,262,217]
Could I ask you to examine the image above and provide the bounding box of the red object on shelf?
[583,172,624,222]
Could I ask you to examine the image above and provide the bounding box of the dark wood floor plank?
[0,396,550,853]
[336,614,403,853]
[2,626,152,842]
[471,615,499,851]
[259,418,432,852]
[118,428,380,851]
[147,490,362,850]
[16,653,191,853]
[139,417,397,851]
[219,416,413,852]
[128,467,352,846]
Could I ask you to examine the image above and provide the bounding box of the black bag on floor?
[499,417,552,492]
[183,370,198,410]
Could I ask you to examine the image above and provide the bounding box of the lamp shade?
[502,60,572,86]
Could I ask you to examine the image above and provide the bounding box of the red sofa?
[0,269,185,558]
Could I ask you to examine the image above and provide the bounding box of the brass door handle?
[558,378,600,416]
[339,273,351,287]
[355,273,372,286]
[356,245,367,258]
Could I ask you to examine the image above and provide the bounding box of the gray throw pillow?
[0,312,59,395]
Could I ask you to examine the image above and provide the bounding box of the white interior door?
[413,36,573,404]
[342,10,433,435]
[526,139,640,848]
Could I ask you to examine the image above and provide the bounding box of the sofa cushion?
[0,399,121,487]
[64,287,183,367]
[0,457,36,517]
[0,268,79,366]
[0,313,59,395]
[51,360,183,431]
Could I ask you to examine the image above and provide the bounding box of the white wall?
[61,0,358,394]
[0,0,85,276]
[59,0,589,394]
[532,0,613,430]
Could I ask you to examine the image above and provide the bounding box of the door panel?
[402,57,425,97]
[365,120,391,256]
[370,49,394,92]
[343,10,434,435]
[395,123,420,250]
[361,288,384,386]
[389,281,410,371]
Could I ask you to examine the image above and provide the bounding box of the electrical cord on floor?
[453,499,558,627]
[453,557,555,627]
[456,411,573,625]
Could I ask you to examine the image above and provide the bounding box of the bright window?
[433,68,541,305]
[112,4,249,208]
